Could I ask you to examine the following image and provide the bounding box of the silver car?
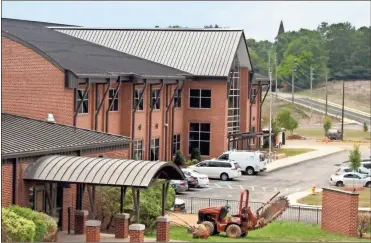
[170,180,189,194]
[329,172,371,187]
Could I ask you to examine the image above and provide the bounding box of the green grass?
[146,222,369,242]
[298,189,371,208]
[296,127,371,141]
[279,148,315,157]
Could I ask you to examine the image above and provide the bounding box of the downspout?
[12,158,18,204]
[105,77,121,133]
[171,81,185,159]
[131,81,147,158]
[73,79,90,127]
[148,81,164,160]
[95,79,111,131]
[164,81,180,161]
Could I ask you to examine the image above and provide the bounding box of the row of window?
[133,122,211,160]
[77,88,212,114]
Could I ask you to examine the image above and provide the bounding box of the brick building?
[2,18,269,163]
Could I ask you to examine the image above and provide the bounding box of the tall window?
[150,138,160,161]
[151,89,161,110]
[251,88,257,104]
[189,123,210,156]
[173,134,181,155]
[77,89,89,114]
[109,88,119,111]
[174,89,181,108]
[228,56,240,134]
[134,89,144,110]
[133,140,143,160]
[189,89,211,108]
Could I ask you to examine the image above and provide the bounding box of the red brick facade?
[321,187,359,237]
[1,161,13,207]
[85,220,101,242]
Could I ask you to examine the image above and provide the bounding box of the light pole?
[269,71,273,163]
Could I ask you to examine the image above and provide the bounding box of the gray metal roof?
[23,155,184,188]
[2,18,187,78]
[51,27,252,77]
[1,113,132,159]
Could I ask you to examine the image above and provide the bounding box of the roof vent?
[46,113,56,123]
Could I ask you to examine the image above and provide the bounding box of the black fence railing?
[176,196,370,225]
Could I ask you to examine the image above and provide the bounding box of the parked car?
[170,180,189,194]
[329,172,371,187]
[336,166,371,176]
[184,173,199,188]
[216,150,267,175]
[189,160,242,181]
[325,129,342,140]
[171,198,186,212]
[181,168,209,187]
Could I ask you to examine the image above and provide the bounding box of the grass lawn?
[298,188,371,208]
[279,148,315,157]
[146,222,369,242]
[296,127,371,141]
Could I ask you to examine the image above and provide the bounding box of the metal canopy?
[23,155,184,188]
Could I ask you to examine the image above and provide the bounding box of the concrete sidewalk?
[266,145,344,172]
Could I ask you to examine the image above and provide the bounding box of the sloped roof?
[1,18,187,78]
[23,155,185,188]
[1,113,132,159]
[50,27,253,77]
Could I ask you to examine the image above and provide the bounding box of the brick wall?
[1,161,13,207]
[1,37,74,125]
[321,187,359,237]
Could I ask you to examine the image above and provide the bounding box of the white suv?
[189,160,242,181]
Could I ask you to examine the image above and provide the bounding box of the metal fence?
[177,196,371,225]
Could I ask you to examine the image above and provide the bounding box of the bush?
[8,205,47,242]
[2,208,36,242]
[36,212,58,240]
[185,159,199,166]
[173,150,186,166]
[358,213,371,238]
[363,122,369,132]
[323,116,332,134]
[190,148,201,162]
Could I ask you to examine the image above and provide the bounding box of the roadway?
[277,94,371,125]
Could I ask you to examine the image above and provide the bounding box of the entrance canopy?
[24,155,184,188]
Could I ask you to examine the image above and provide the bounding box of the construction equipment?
[196,190,289,238]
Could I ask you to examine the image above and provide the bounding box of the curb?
[266,149,345,173]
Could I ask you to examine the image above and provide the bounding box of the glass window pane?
[200,123,210,132]
[189,141,199,154]
[200,132,210,141]
[190,89,200,97]
[189,123,200,131]
[201,98,211,108]
[190,97,200,108]
[201,90,211,97]
[189,132,199,140]
[200,141,210,156]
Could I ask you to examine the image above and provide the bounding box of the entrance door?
[56,184,64,229]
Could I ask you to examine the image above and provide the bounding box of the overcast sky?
[2,1,370,41]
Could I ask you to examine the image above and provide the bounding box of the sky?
[2,1,370,41]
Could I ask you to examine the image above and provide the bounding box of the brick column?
[114,213,130,238]
[75,210,89,235]
[85,220,101,242]
[321,187,359,237]
[129,224,145,242]
[156,216,170,242]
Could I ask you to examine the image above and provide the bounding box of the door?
[343,173,362,186]
[56,184,64,229]
[194,161,209,175]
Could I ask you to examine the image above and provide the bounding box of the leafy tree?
[287,116,299,135]
[349,143,362,172]
[276,109,298,134]
[271,118,281,137]
[323,116,332,134]
[363,122,369,132]
[191,148,201,162]
[173,150,186,166]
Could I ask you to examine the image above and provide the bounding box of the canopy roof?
[23,155,184,188]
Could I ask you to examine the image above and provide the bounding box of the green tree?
[191,148,201,162]
[323,116,332,134]
[349,144,362,172]
[173,150,186,166]
[271,118,281,137]
[363,122,369,132]
[287,116,299,135]
[276,109,298,135]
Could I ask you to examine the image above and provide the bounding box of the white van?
[189,160,242,181]
[216,150,267,175]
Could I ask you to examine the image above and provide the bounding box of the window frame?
[134,89,144,111]
[172,134,181,156]
[133,140,143,160]
[76,89,89,114]
[188,122,211,156]
[174,89,182,108]
[109,88,119,112]
[150,138,160,161]
[189,89,212,109]
[151,89,161,110]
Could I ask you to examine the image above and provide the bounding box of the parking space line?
[228,185,233,189]
[240,185,244,190]
[251,186,255,191]
[262,187,265,191]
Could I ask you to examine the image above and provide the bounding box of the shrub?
[357,213,371,238]
[2,208,36,242]
[185,159,199,166]
[323,116,332,134]
[173,150,186,166]
[36,212,58,240]
[190,148,201,162]
[363,122,369,132]
[8,205,47,242]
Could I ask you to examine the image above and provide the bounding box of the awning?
[23,155,184,188]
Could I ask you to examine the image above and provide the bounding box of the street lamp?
[269,71,273,163]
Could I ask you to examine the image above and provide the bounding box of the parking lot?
[178,149,367,202]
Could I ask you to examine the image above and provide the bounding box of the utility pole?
[341,80,345,141]
[291,69,295,103]
[310,66,313,117]
[325,68,329,117]
[268,50,272,163]
[275,52,278,98]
